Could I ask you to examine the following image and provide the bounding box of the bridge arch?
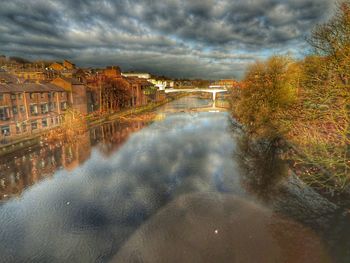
[164,88,228,101]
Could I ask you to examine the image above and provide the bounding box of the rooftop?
[0,82,65,93]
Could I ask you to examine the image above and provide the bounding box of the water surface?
[0,96,348,263]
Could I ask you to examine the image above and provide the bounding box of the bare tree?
[101,78,132,112]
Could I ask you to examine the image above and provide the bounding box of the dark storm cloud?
[0,0,336,79]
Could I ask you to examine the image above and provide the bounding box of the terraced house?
[0,72,68,139]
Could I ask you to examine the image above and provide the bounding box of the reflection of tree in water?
[237,135,289,201]
[236,134,350,263]
[90,121,147,157]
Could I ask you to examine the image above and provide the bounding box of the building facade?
[0,81,68,139]
[51,77,88,115]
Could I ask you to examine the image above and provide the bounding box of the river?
[0,96,349,263]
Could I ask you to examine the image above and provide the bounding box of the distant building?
[10,69,49,82]
[103,66,121,78]
[87,67,165,112]
[48,60,76,72]
[216,79,238,89]
[63,60,75,70]
[121,72,151,79]
[125,77,155,106]
[0,71,21,84]
[148,79,174,90]
[49,62,65,71]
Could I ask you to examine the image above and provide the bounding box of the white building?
[121,72,174,91]
[121,73,151,79]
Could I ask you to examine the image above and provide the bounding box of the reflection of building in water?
[90,121,146,157]
[0,120,147,200]
[0,132,91,200]
[62,132,91,171]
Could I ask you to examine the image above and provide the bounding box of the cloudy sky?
[0,0,336,79]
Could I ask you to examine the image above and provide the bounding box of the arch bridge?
[164,88,228,101]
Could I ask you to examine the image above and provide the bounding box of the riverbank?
[87,93,186,127]
[228,54,348,206]
[0,93,188,157]
[230,113,350,209]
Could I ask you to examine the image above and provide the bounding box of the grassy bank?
[230,58,349,198]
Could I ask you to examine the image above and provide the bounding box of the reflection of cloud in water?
[0,112,245,262]
[113,193,331,263]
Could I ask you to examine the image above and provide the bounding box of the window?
[30,93,35,99]
[51,117,54,125]
[41,103,48,114]
[0,94,3,100]
[1,126,10,136]
[12,106,18,115]
[18,93,23,100]
[16,124,20,134]
[30,104,38,115]
[60,101,67,111]
[48,92,53,99]
[22,123,27,132]
[0,107,10,120]
[31,121,38,130]
[42,118,48,128]
[11,94,16,100]
[41,93,45,99]
[19,105,25,113]
[61,92,65,98]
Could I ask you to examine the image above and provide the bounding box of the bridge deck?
[164,88,227,93]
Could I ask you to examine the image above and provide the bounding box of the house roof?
[56,76,82,85]
[0,82,65,93]
[124,76,154,86]
[50,62,63,66]
[0,72,21,84]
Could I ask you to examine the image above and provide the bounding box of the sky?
[0,0,337,79]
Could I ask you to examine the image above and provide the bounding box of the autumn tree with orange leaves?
[100,78,132,112]
[235,56,297,140]
[234,1,350,192]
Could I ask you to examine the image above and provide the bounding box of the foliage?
[308,1,350,85]
[232,1,350,192]
[143,85,157,95]
[235,56,297,140]
[101,78,132,112]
